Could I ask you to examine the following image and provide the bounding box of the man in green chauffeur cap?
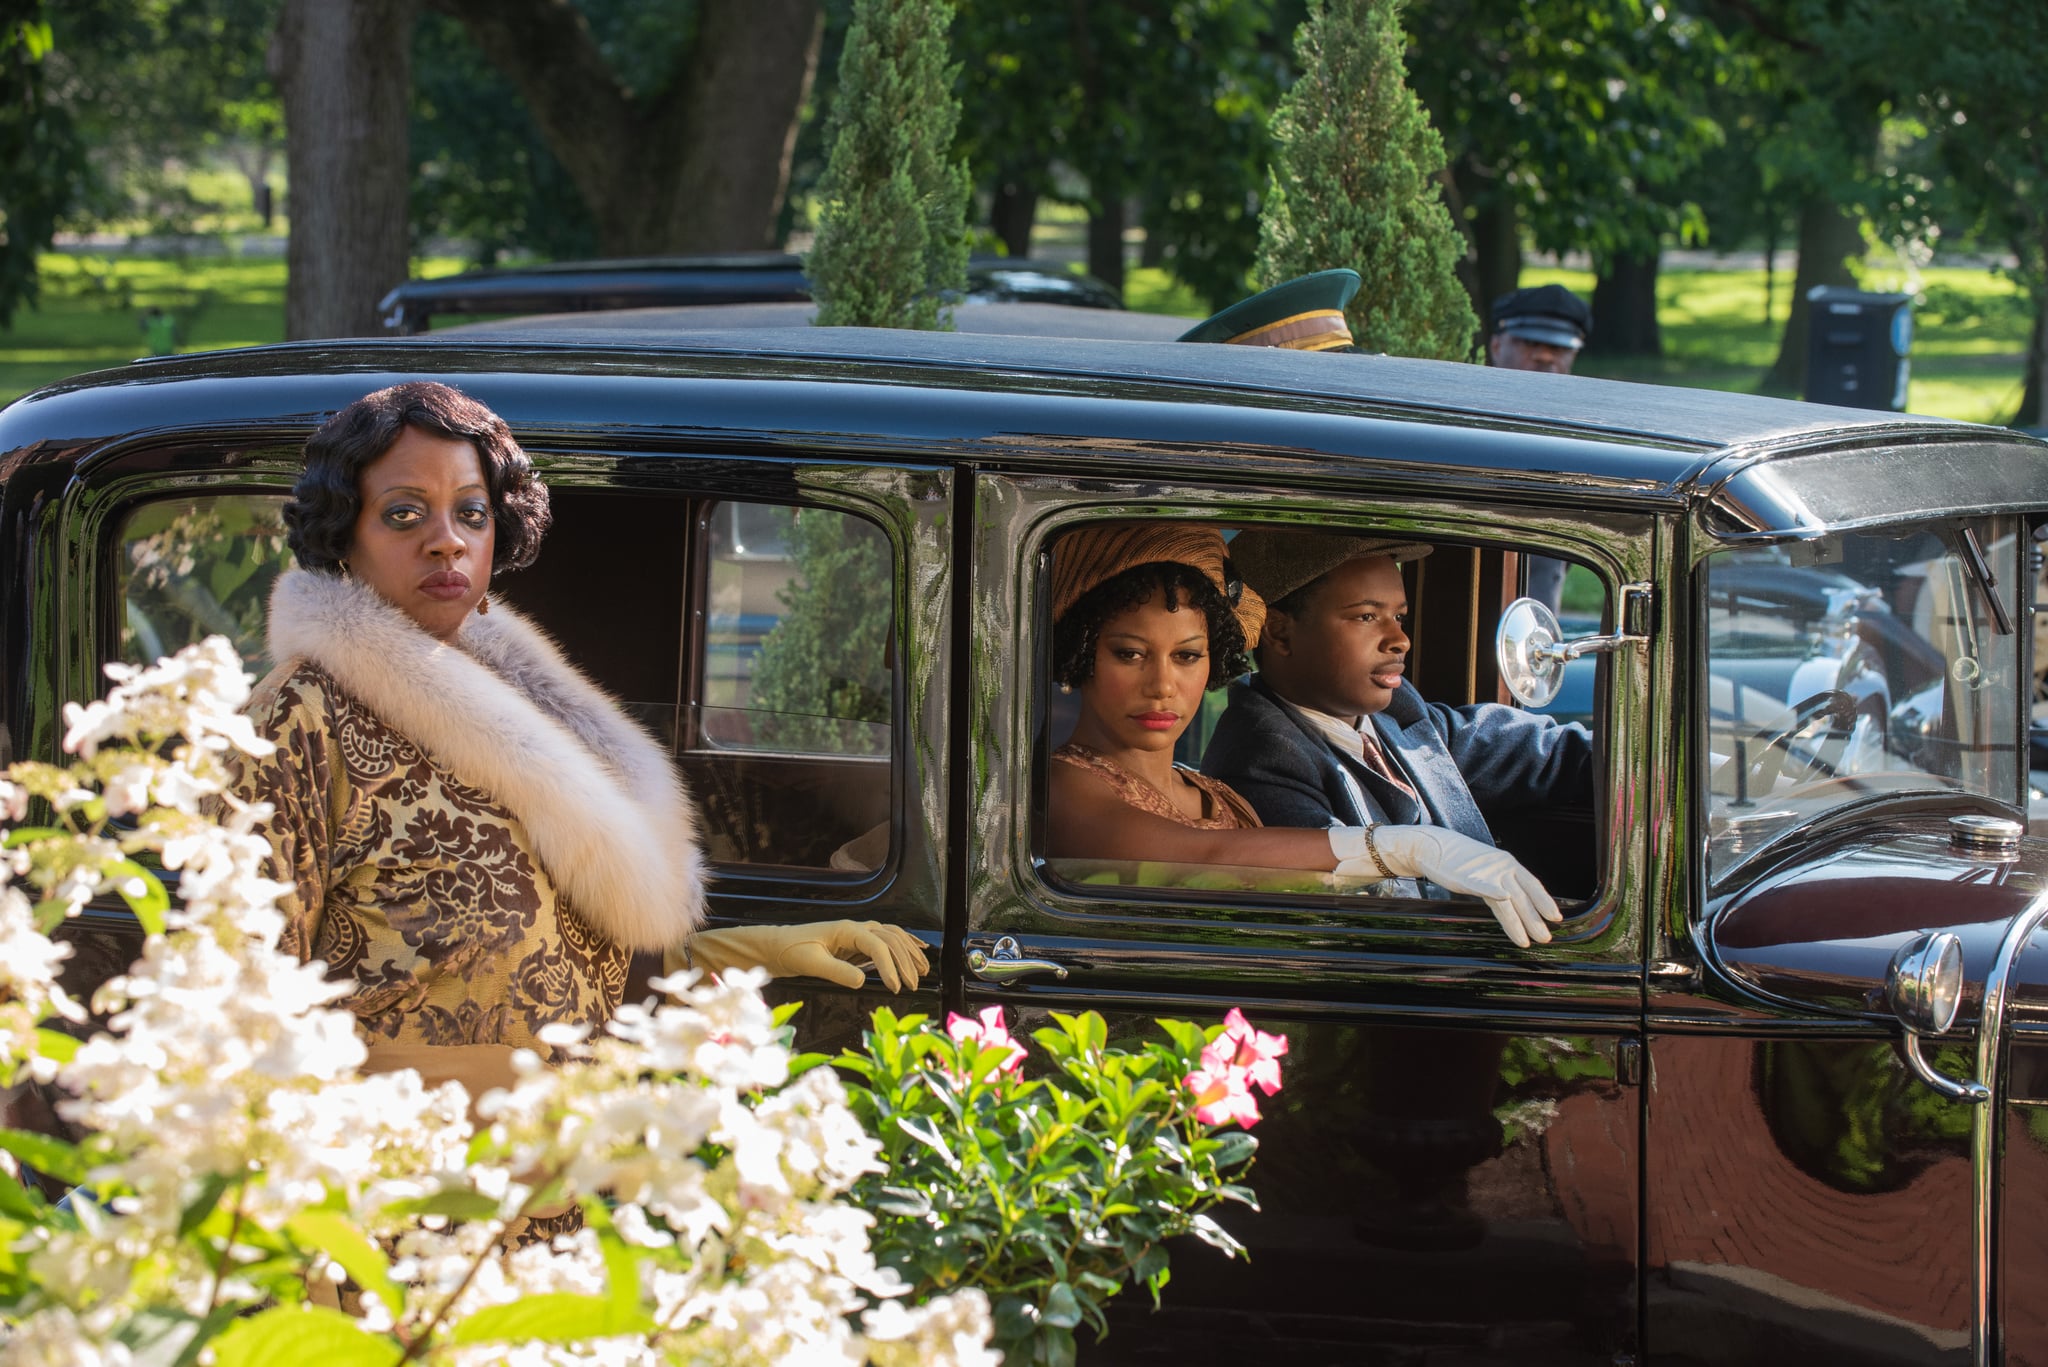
[1175,269,1363,351]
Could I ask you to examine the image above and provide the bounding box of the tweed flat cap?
[1227,529,1433,606]
[1050,520,1264,645]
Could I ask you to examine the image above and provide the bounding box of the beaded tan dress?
[1053,742,1263,829]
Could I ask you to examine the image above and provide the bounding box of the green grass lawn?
[1,252,2035,424]
[1521,262,2033,425]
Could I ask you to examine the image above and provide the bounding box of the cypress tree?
[1256,0,1477,361]
[806,0,971,330]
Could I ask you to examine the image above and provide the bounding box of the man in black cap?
[1487,283,1591,375]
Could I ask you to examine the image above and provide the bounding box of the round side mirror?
[1887,930,1965,1035]
[1496,596,1564,707]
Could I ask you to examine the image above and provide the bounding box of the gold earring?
[477,595,490,616]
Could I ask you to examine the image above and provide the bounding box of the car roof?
[438,300,1189,342]
[3,325,2036,538]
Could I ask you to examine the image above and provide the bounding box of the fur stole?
[265,568,706,950]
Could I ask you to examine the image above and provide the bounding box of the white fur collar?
[265,569,706,950]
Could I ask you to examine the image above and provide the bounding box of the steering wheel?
[1713,689,1860,800]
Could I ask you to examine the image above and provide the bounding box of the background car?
[376,251,1127,334]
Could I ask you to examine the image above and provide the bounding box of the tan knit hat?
[1227,529,1433,607]
[1050,521,1265,645]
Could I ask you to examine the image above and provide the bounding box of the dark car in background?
[376,251,1125,333]
[4,326,2047,1365]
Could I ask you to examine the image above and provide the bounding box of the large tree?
[428,0,824,256]
[0,7,87,329]
[1403,0,1723,351]
[1257,0,1475,360]
[953,0,1299,307]
[806,0,969,328]
[273,0,416,339]
[1914,2,2048,424]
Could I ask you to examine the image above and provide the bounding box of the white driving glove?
[1329,825,1560,948]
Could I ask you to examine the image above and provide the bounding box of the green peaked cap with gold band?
[1175,268,1362,351]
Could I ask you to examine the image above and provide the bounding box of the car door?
[961,470,1657,1365]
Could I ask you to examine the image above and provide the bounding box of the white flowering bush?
[0,639,995,1367]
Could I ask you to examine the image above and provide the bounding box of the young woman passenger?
[235,382,927,1101]
[1045,521,1559,946]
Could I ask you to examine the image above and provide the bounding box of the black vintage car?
[375,252,1127,333]
[3,326,2045,1366]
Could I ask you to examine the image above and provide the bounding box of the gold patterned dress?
[236,569,707,1058]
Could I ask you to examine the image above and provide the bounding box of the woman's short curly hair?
[283,381,551,575]
[1051,561,1250,691]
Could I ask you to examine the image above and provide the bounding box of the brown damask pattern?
[236,662,630,1054]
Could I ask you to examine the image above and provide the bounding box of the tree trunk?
[434,0,821,256]
[1088,195,1126,298]
[1586,253,1661,357]
[991,180,1039,260]
[1761,195,1864,395]
[2018,290,2048,428]
[273,0,417,340]
[1441,158,1518,326]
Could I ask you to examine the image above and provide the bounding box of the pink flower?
[1184,1062,1262,1128]
[1202,1008,1288,1097]
[945,1005,1027,1083]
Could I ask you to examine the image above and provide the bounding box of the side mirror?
[1495,595,1651,708]
[1495,597,1564,707]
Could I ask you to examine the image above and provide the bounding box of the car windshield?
[1702,516,2024,882]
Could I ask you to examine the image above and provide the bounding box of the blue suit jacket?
[1199,675,1594,843]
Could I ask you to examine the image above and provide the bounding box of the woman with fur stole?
[232,382,926,1094]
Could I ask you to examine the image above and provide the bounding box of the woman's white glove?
[1329,825,1561,948]
[667,921,930,992]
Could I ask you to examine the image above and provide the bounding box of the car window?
[1037,519,1606,918]
[116,494,295,676]
[696,502,892,757]
[508,487,896,877]
[1701,516,2023,882]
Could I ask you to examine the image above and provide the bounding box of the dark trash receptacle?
[1804,286,1912,411]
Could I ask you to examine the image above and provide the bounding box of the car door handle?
[967,935,1069,982]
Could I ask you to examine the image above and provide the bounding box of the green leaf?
[895,1113,958,1168]
[787,1050,831,1077]
[108,860,170,934]
[1040,1324,1078,1367]
[33,1028,78,1064]
[207,1305,396,1367]
[1208,1131,1257,1169]
[0,1128,90,1187]
[449,1291,655,1344]
[166,1304,252,1367]
[581,1198,645,1325]
[1041,1280,1083,1329]
[1,827,67,848]
[0,1166,47,1221]
[991,1293,1040,1344]
[286,1209,406,1321]
[1187,1212,1246,1258]
[177,1174,233,1239]
[32,900,69,934]
[381,1187,503,1222]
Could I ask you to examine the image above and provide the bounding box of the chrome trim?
[1900,1032,1988,1103]
[1950,814,2024,857]
[966,935,1068,982]
[1967,889,2048,1367]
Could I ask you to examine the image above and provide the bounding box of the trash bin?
[1804,286,1912,411]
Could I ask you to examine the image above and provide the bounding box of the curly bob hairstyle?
[283,381,551,576]
[1051,561,1250,691]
